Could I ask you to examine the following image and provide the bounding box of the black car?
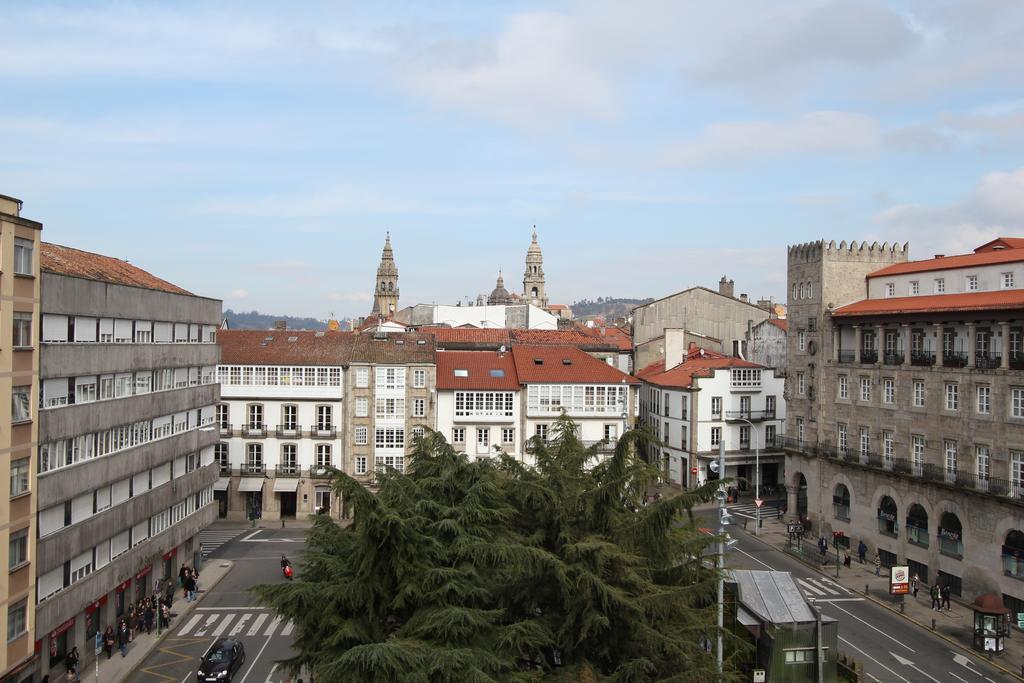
[197,638,245,682]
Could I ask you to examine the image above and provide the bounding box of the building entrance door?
[279,492,297,518]
[215,491,228,518]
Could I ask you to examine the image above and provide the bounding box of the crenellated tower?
[371,233,400,316]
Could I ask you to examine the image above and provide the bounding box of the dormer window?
[967,275,978,292]
[533,358,543,365]
[884,282,895,298]
[1003,272,1015,289]
[454,369,468,377]
[561,359,572,365]
[909,281,919,295]
[934,278,945,294]
[489,369,505,377]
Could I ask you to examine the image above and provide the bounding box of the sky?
[2,0,1023,319]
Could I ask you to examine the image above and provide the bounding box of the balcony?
[838,350,855,363]
[276,424,302,438]
[910,352,935,367]
[311,426,337,439]
[725,410,776,422]
[882,352,904,365]
[860,350,878,364]
[242,463,265,475]
[975,354,1002,370]
[241,424,267,438]
[1011,353,1024,370]
[275,463,300,477]
[218,423,232,436]
[943,352,969,368]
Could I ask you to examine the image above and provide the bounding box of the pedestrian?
[118,619,129,657]
[185,573,197,602]
[182,568,190,599]
[941,583,951,611]
[843,552,851,568]
[127,603,136,641]
[857,540,867,564]
[874,551,881,576]
[179,563,188,587]
[65,646,79,682]
[136,602,146,635]
[911,573,920,598]
[103,626,115,659]
[144,601,155,634]
[930,583,940,610]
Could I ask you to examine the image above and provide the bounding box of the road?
[704,504,1017,683]
[128,527,308,683]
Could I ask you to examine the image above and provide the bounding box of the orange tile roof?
[975,237,1024,252]
[510,329,608,347]
[419,327,513,345]
[638,347,765,389]
[768,319,788,332]
[580,325,633,351]
[832,290,1024,317]
[218,330,435,365]
[511,345,639,385]
[868,242,1024,278]
[436,351,520,390]
[40,242,193,295]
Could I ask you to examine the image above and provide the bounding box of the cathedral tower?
[371,233,399,316]
[522,227,548,308]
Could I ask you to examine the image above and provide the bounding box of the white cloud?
[227,288,249,300]
[328,291,373,302]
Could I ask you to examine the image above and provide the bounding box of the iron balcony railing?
[943,352,969,368]
[910,352,935,366]
[883,352,904,365]
[725,410,776,421]
[276,424,302,438]
[838,350,856,363]
[218,423,232,436]
[242,463,265,475]
[275,463,300,477]
[1011,353,1024,370]
[975,354,1002,369]
[311,426,337,439]
[860,350,878,364]
[242,424,267,437]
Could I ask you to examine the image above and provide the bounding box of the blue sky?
[2,0,1023,318]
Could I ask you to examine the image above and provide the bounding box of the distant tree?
[255,417,743,681]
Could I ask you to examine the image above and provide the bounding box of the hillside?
[570,297,653,320]
[223,309,331,331]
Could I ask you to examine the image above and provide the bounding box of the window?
[1012,451,1024,496]
[9,459,28,496]
[792,283,798,300]
[882,378,894,405]
[8,528,27,569]
[354,426,368,445]
[452,427,465,444]
[316,444,332,469]
[412,398,426,418]
[355,368,369,388]
[764,424,775,446]
[797,418,804,445]
[13,239,33,276]
[604,424,618,441]
[711,427,721,447]
[765,395,775,416]
[375,397,406,418]
[1003,272,1015,289]
[316,405,333,431]
[883,430,894,465]
[884,282,895,297]
[859,427,870,458]
[945,383,959,411]
[912,435,925,473]
[784,648,817,664]
[910,281,919,295]
[1012,388,1024,419]
[11,386,30,423]
[798,331,806,350]
[374,428,405,449]
[859,377,871,402]
[280,444,297,472]
[375,367,405,391]
[711,397,722,416]
[502,428,515,444]
[355,397,368,417]
[730,369,761,388]
[412,369,426,388]
[838,375,848,400]
[7,598,27,640]
[355,456,367,475]
[535,424,548,441]
[977,445,990,483]
[977,386,991,414]
[214,443,229,474]
[799,283,805,299]
[476,428,490,448]
[913,381,925,407]
[967,275,978,291]
[12,312,31,348]
[739,425,750,447]
[247,404,263,428]
[837,424,847,452]
[944,440,958,478]
[797,373,805,396]
[246,443,263,468]
[934,278,945,294]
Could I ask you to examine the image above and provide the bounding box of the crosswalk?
[199,529,248,558]
[796,575,861,602]
[726,501,782,521]
[175,608,295,639]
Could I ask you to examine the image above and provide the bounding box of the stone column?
[833,325,841,362]
[967,322,976,368]
[934,323,945,367]
[901,323,912,366]
[787,484,799,523]
[854,325,862,363]
[1002,322,1011,369]
[876,324,884,364]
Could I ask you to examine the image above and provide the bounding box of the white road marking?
[807,598,865,603]
[238,630,275,683]
[733,545,776,570]
[211,614,236,637]
[827,603,915,653]
[196,606,270,611]
[798,578,827,596]
[838,636,910,683]
[240,531,262,542]
[264,615,283,637]
[889,652,942,683]
[178,614,203,635]
[947,673,968,683]
[230,613,253,636]
[193,614,220,637]
[280,620,294,637]
[247,613,269,636]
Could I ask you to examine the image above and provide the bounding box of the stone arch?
[1002,530,1024,579]
[877,494,898,537]
[937,509,964,557]
[832,482,851,521]
[788,470,809,520]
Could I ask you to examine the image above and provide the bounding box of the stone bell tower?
[371,233,399,317]
[522,227,548,309]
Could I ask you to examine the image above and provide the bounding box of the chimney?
[688,341,698,353]
[719,275,735,298]
[665,328,689,369]
[740,293,748,303]
[273,320,287,331]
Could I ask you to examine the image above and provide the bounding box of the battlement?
[788,239,909,265]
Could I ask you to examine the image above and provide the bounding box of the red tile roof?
[868,242,1024,278]
[975,237,1024,252]
[421,326,618,352]
[832,290,1024,317]
[40,242,193,295]
[768,319,788,332]
[510,345,639,384]
[218,330,435,365]
[638,347,765,389]
[510,329,608,347]
[419,327,513,346]
[435,351,520,390]
[582,325,633,351]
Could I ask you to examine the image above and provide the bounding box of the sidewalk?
[87,559,235,682]
[742,511,1024,682]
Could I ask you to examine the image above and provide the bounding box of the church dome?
[488,271,513,305]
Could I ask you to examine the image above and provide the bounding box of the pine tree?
[254,417,745,681]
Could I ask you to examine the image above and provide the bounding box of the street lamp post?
[736,417,761,536]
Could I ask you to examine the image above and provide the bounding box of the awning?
[214,478,230,492]
[237,478,265,493]
[273,478,299,493]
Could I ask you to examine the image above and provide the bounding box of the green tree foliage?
[254,415,745,681]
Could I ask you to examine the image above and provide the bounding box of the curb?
[124,560,236,681]
[740,528,1024,682]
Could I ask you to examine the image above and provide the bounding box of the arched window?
[938,511,963,557]
[792,284,798,301]
[799,283,805,299]
[387,281,393,293]
[1002,530,1024,578]
[807,282,814,299]
[832,484,850,520]
[531,287,538,298]
[906,504,929,548]
[877,496,898,537]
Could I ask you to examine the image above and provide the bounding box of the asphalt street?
[128,527,308,683]
[700,507,1018,683]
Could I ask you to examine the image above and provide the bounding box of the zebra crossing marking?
[211,614,236,637]
[247,613,269,636]
[798,578,829,596]
[230,613,253,637]
[264,616,283,637]
[193,614,220,637]
[179,614,203,635]
[174,611,294,639]
[199,529,249,557]
[280,620,295,637]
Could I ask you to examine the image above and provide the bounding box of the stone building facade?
[370,234,399,317]
[783,238,1024,610]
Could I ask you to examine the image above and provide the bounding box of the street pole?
[717,440,725,678]
[738,418,761,536]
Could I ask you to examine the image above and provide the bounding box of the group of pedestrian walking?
[98,587,175,661]
[929,582,952,611]
[180,564,199,601]
[62,646,80,681]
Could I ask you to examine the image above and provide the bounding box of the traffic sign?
[95,632,102,656]
[690,466,698,475]
[754,498,763,508]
